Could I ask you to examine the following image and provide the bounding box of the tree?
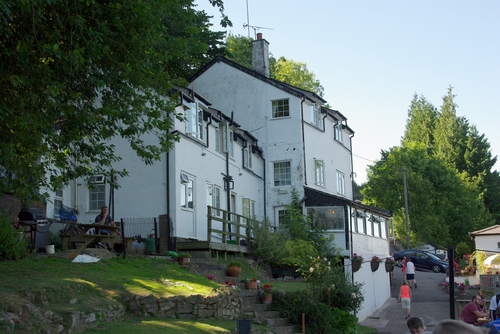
[362,141,492,247]
[271,56,325,97]
[402,93,438,151]
[225,35,325,97]
[0,0,229,200]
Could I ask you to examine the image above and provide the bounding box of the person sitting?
[95,206,119,236]
[459,295,490,325]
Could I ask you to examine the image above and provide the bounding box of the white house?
[38,33,393,322]
[189,33,392,321]
[470,225,500,257]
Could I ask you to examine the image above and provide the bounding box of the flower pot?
[261,294,272,304]
[371,261,380,272]
[177,257,190,265]
[226,266,242,277]
[246,281,258,289]
[352,261,362,273]
[385,262,394,273]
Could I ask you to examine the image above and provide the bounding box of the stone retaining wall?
[123,287,241,319]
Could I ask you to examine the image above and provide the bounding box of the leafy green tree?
[225,35,325,97]
[363,141,492,247]
[271,56,325,97]
[403,93,438,151]
[0,0,229,200]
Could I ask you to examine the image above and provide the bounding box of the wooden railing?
[207,206,252,252]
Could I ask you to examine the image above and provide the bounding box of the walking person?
[402,255,408,277]
[398,280,412,319]
[406,257,416,288]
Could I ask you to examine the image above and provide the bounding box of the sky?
[195,0,500,183]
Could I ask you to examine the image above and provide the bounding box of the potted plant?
[352,253,363,272]
[385,256,395,273]
[245,278,258,289]
[260,284,273,304]
[226,260,243,277]
[370,255,381,272]
[176,252,192,265]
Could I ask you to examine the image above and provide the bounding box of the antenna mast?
[244,0,273,39]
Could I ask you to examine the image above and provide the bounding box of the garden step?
[266,317,288,327]
[242,303,269,313]
[270,325,302,334]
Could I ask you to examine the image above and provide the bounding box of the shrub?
[0,213,30,260]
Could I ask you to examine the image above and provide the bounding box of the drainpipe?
[300,97,307,185]
[205,114,212,147]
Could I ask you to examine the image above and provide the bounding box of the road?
[360,265,455,333]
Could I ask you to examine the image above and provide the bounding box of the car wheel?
[396,259,403,267]
[432,264,441,273]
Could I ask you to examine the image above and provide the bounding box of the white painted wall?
[475,235,500,256]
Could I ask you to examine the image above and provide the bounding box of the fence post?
[159,214,169,253]
[154,218,159,254]
[120,219,126,258]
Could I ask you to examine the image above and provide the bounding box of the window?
[307,207,345,230]
[180,173,194,209]
[277,208,287,226]
[272,99,289,118]
[334,123,343,142]
[54,189,63,216]
[243,144,253,169]
[336,171,345,195]
[213,186,221,217]
[215,123,233,157]
[187,103,203,140]
[314,160,325,186]
[89,184,105,211]
[310,104,322,128]
[242,198,256,218]
[274,161,291,186]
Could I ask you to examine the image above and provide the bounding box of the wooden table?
[61,223,121,250]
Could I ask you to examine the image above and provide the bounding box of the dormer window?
[310,104,322,128]
[187,103,203,140]
[334,123,343,142]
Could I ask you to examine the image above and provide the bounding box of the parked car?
[393,249,449,273]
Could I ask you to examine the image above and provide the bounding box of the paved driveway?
[359,266,455,333]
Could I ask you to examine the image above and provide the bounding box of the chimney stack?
[252,33,270,77]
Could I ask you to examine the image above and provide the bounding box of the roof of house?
[189,55,328,104]
[469,225,500,237]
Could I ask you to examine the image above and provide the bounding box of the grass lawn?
[0,254,377,333]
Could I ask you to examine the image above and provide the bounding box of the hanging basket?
[352,261,362,273]
[371,261,380,272]
[385,262,394,273]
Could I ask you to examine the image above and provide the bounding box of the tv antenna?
[244,0,273,39]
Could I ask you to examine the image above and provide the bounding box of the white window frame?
[272,99,290,118]
[274,161,291,186]
[89,183,105,211]
[276,207,287,226]
[54,189,63,216]
[180,173,194,210]
[334,123,343,143]
[213,185,221,217]
[336,171,345,195]
[187,103,203,140]
[243,144,253,169]
[242,198,256,218]
[215,123,233,157]
[314,159,325,186]
[310,104,322,128]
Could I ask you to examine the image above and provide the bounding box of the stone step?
[270,324,302,334]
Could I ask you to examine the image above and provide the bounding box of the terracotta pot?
[246,281,258,289]
[226,266,242,277]
[261,294,272,304]
[352,261,362,273]
[371,261,380,272]
[177,257,190,265]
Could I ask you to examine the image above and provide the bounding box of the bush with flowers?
[260,284,273,296]
[352,253,363,262]
[299,256,331,282]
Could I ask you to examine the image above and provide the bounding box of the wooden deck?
[176,206,252,256]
